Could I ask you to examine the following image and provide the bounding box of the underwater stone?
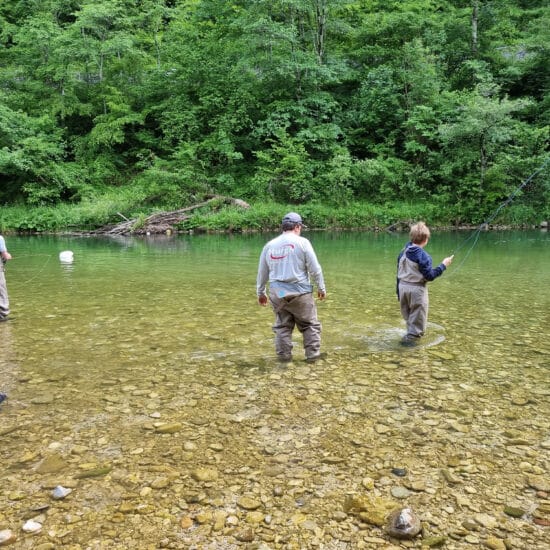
[191,467,218,482]
[237,496,262,510]
[504,505,525,518]
[22,520,42,533]
[52,486,72,500]
[35,454,68,474]
[391,486,411,499]
[0,529,16,546]
[422,535,447,547]
[154,422,182,434]
[527,475,550,492]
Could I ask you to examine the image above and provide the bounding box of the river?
[0,230,548,549]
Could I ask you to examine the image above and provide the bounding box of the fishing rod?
[449,156,549,274]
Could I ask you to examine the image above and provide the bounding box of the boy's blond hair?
[409,221,430,244]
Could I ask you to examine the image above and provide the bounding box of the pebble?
[503,505,524,518]
[385,507,421,539]
[154,422,182,433]
[151,477,170,489]
[484,536,507,550]
[237,496,262,510]
[391,486,411,499]
[474,513,497,529]
[0,530,16,546]
[422,535,447,547]
[52,486,72,500]
[191,468,218,482]
[22,520,42,533]
[180,516,193,529]
[527,475,550,492]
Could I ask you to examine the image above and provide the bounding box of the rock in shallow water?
[0,529,17,545]
[22,520,42,533]
[385,507,421,539]
[52,486,72,500]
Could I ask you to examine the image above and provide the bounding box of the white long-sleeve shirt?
[257,231,325,297]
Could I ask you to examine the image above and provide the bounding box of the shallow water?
[0,230,549,549]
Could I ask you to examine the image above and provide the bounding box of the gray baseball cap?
[282,212,304,225]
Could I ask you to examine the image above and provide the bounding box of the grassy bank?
[0,190,546,234]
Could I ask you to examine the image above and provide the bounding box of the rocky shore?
[1,348,548,549]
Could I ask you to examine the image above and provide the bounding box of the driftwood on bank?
[92,195,250,236]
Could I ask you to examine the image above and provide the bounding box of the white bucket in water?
[59,250,74,263]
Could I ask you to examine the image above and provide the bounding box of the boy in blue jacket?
[397,222,453,345]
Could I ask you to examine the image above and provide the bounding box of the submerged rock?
[22,520,42,534]
[52,486,72,500]
[385,507,422,539]
[0,529,16,546]
[35,453,68,474]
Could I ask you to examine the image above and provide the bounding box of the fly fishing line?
[449,157,549,275]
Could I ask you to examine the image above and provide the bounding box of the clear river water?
[0,230,548,549]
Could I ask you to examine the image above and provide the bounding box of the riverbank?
[0,194,547,235]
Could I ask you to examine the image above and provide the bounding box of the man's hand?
[1,252,11,261]
[258,295,268,306]
[317,290,326,301]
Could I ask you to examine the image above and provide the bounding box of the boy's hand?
[317,290,326,300]
[258,295,268,306]
[442,254,454,267]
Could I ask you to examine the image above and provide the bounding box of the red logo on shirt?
[270,244,295,259]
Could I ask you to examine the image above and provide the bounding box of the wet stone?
[30,394,55,405]
[191,468,218,482]
[22,520,42,533]
[391,486,411,499]
[484,536,507,550]
[35,454,68,474]
[0,530,16,546]
[504,505,525,518]
[237,496,262,510]
[51,486,72,500]
[527,475,550,492]
[154,423,182,434]
[151,477,171,489]
[422,535,447,547]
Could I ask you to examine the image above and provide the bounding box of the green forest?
[0,0,549,232]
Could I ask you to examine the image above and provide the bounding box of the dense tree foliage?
[1,0,548,223]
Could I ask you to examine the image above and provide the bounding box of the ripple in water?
[337,322,446,352]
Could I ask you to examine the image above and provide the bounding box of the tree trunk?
[313,0,327,64]
[471,0,479,56]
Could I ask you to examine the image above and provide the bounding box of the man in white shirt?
[257,213,326,362]
[0,234,12,322]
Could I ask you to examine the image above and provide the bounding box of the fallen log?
[92,195,250,235]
